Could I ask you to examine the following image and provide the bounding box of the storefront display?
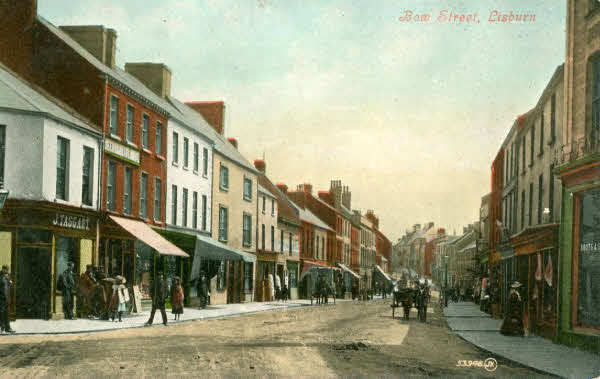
[577,189,600,329]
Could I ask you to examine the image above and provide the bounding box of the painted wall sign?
[52,213,90,231]
[580,243,600,253]
[104,138,140,165]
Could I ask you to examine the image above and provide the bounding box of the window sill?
[142,148,152,155]
[54,198,70,205]
[271,213,275,217]
[193,170,199,175]
[219,238,228,243]
[153,221,165,226]
[126,140,137,148]
[202,174,208,179]
[243,243,251,248]
[172,162,179,167]
[109,134,121,141]
[220,186,229,192]
[107,210,120,215]
[183,166,189,171]
[155,154,165,161]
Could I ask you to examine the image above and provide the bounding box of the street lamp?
[444,255,449,307]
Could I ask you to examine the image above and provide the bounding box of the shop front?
[286,259,299,299]
[557,180,600,351]
[189,234,256,305]
[100,215,189,303]
[256,251,277,302]
[511,224,559,340]
[497,242,515,317]
[0,200,96,320]
[374,264,392,294]
[338,263,360,299]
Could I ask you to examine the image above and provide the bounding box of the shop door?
[17,247,51,319]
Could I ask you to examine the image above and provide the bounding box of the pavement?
[443,301,600,379]
[3,296,382,336]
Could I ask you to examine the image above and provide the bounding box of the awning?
[374,264,392,283]
[109,216,189,257]
[190,235,256,282]
[338,263,360,279]
[459,242,477,254]
[300,261,331,280]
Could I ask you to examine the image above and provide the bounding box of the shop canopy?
[190,235,256,282]
[337,263,361,279]
[300,261,333,280]
[374,264,392,283]
[109,216,189,257]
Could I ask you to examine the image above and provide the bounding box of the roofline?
[0,107,103,138]
[214,149,260,174]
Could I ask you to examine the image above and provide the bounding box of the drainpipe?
[95,75,108,264]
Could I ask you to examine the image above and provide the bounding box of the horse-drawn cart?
[391,287,415,320]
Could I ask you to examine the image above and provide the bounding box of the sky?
[39,0,566,242]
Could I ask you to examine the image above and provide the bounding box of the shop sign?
[580,242,600,253]
[105,139,140,165]
[52,213,90,231]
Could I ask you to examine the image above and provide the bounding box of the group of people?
[266,271,289,301]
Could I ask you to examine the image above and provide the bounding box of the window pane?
[124,167,132,214]
[172,185,178,225]
[194,143,199,172]
[56,137,69,200]
[202,195,207,231]
[154,178,161,221]
[156,122,162,155]
[142,115,149,149]
[110,96,118,135]
[82,147,93,206]
[192,192,198,229]
[107,161,116,211]
[203,148,208,175]
[126,105,134,142]
[172,132,179,163]
[183,138,189,167]
[140,173,148,218]
[182,188,188,227]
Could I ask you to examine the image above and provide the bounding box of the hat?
[511,281,522,288]
[116,275,126,284]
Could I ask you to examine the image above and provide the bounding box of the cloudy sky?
[40,0,566,241]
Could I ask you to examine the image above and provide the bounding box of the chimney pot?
[276,183,288,194]
[253,159,265,173]
[227,137,238,149]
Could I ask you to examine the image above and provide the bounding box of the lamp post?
[444,255,449,307]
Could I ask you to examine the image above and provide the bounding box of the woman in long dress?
[109,276,129,322]
[171,276,184,321]
[500,281,524,336]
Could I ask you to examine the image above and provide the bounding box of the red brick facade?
[489,148,504,256]
[101,84,167,225]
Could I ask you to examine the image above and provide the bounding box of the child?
[109,276,129,322]
[171,276,184,321]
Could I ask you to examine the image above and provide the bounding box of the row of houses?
[0,1,392,320]
[399,0,599,352]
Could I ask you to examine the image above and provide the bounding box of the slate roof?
[258,184,276,199]
[0,63,99,134]
[290,202,333,232]
[39,16,257,173]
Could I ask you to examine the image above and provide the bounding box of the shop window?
[136,241,154,299]
[244,262,253,293]
[288,262,298,288]
[577,189,600,328]
[165,256,178,292]
[17,228,52,244]
[55,236,78,290]
[217,261,226,290]
[542,249,557,322]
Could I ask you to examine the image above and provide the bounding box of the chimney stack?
[124,62,172,98]
[227,137,238,149]
[185,101,225,136]
[59,25,117,68]
[318,190,334,206]
[276,183,288,194]
[253,159,265,174]
[301,183,313,194]
[1,0,37,29]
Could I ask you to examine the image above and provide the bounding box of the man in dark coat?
[58,262,77,320]
[0,266,14,333]
[196,271,209,309]
[145,273,168,326]
[78,264,96,318]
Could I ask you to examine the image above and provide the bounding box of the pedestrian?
[282,270,289,301]
[109,276,129,322]
[0,266,14,334]
[274,273,281,301]
[145,273,168,327]
[500,281,525,336]
[267,272,275,301]
[78,264,96,318]
[57,262,77,320]
[171,276,184,321]
[196,271,208,309]
[459,287,466,302]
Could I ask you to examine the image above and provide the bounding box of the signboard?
[131,285,143,313]
[52,213,90,231]
[105,138,140,165]
[580,243,600,253]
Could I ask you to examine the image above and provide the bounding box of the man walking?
[58,262,77,320]
[196,271,209,309]
[145,273,168,327]
[0,266,14,333]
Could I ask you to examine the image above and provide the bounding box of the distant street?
[0,297,545,378]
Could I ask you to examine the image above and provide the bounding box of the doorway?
[17,246,51,319]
